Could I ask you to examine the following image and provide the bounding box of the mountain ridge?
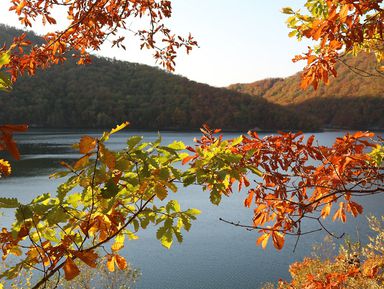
[0,25,319,131]
[228,53,384,129]
[1,24,382,130]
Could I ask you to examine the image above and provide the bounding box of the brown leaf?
[79,136,97,154]
[71,250,98,268]
[63,257,80,281]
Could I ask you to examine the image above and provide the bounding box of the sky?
[0,0,311,87]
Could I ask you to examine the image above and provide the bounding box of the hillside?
[0,25,318,131]
[229,54,384,130]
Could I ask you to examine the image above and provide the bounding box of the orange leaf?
[244,190,254,208]
[71,250,98,268]
[257,233,270,249]
[115,255,128,270]
[63,258,80,281]
[182,155,195,165]
[16,0,27,14]
[100,146,115,170]
[272,231,285,250]
[348,201,363,217]
[352,131,374,139]
[73,154,91,170]
[321,203,332,219]
[339,5,349,20]
[79,136,97,154]
[1,134,21,160]
[0,124,28,133]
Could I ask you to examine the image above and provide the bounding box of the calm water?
[1,129,383,289]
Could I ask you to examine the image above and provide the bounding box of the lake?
[1,129,383,289]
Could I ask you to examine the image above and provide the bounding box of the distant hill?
[229,54,384,130]
[0,25,319,131]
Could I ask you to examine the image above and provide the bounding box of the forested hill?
[0,25,321,131]
[229,54,384,130]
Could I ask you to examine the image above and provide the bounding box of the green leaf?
[369,145,384,166]
[31,193,51,204]
[0,51,12,92]
[173,228,183,243]
[231,136,243,146]
[209,189,222,206]
[16,205,33,222]
[160,231,173,249]
[41,227,60,242]
[281,7,294,14]
[0,51,11,67]
[127,136,143,148]
[0,197,20,208]
[46,207,69,226]
[168,141,186,150]
[132,219,140,232]
[249,166,263,177]
[50,170,71,179]
[180,215,191,231]
[140,217,150,229]
[57,176,79,202]
[166,200,181,212]
[185,208,201,216]
[112,233,125,251]
[155,184,168,201]
[66,193,82,208]
[182,174,196,186]
[159,168,170,180]
[0,72,12,92]
[101,179,119,199]
[156,226,166,240]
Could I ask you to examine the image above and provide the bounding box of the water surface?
[1,129,383,289]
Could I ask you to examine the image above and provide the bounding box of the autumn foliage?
[0,123,202,288]
[0,0,383,288]
[266,216,384,289]
[184,126,384,250]
[4,0,197,81]
[283,0,384,89]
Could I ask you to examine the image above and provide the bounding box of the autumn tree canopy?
[283,0,384,89]
[0,0,383,288]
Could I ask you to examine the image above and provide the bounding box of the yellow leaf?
[0,159,11,177]
[111,234,125,252]
[110,122,129,135]
[101,122,129,142]
[107,255,115,272]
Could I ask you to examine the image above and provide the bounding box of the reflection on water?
[0,129,383,289]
